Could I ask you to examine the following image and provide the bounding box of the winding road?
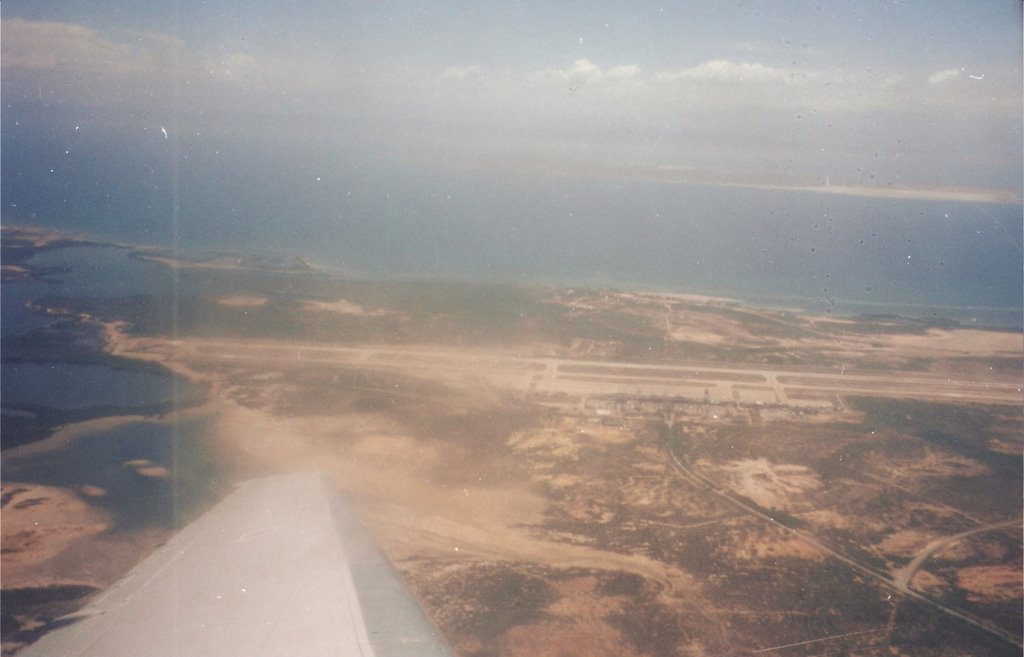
[895,518,1022,593]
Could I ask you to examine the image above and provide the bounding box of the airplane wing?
[18,473,455,657]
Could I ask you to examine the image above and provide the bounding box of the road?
[895,518,1022,593]
[661,430,1023,648]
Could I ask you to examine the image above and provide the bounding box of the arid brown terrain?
[2,236,1021,656]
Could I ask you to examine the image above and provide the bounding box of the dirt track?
[896,519,1023,594]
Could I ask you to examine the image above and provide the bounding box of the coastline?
[5,223,1021,331]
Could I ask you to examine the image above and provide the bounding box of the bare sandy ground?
[121,459,170,478]
[216,295,268,307]
[696,458,821,511]
[957,565,1022,603]
[102,321,215,383]
[98,323,708,617]
[873,329,1023,356]
[752,324,1020,363]
[1,225,75,248]
[556,290,1023,375]
[137,255,250,272]
[302,298,388,316]
[732,527,825,562]
[867,449,989,483]
[207,401,693,597]
[496,575,641,657]
[1,484,110,588]
[626,291,739,306]
[878,530,938,558]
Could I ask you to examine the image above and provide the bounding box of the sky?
[3,1,1021,200]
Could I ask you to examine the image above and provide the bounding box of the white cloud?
[1,18,359,116]
[927,68,960,84]
[209,52,260,79]
[606,64,641,80]
[441,65,481,80]
[530,58,640,86]
[732,40,820,56]
[5,15,1016,176]
[654,59,811,84]
[1,18,166,76]
[566,58,602,83]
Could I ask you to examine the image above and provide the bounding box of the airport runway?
[169,339,1023,408]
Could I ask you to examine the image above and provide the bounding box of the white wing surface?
[19,473,454,657]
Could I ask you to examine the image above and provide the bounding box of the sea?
[4,174,1022,328]
[1,244,221,529]
[3,105,1021,328]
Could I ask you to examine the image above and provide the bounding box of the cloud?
[1,18,175,76]
[3,17,1016,194]
[927,68,960,84]
[207,52,260,80]
[1,18,363,117]
[565,58,602,83]
[0,18,197,110]
[606,64,641,80]
[441,65,481,80]
[732,40,820,56]
[530,58,640,86]
[654,59,811,84]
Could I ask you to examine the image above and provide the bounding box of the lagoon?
[1,361,180,412]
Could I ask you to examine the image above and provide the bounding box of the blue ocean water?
[3,112,1021,328]
[3,415,224,529]
[1,246,209,513]
[26,245,175,298]
[1,362,178,411]
[12,182,1023,327]
[1,245,193,422]
[1,244,177,339]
